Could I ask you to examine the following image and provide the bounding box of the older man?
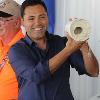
[0,0,24,99]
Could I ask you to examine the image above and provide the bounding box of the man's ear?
[21,18,24,26]
[15,17,21,28]
[21,18,26,34]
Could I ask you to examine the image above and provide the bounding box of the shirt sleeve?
[69,49,88,75]
[8,43,51,85]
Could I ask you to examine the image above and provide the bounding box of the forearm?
[81,49,99,77]
[49,46,77,74]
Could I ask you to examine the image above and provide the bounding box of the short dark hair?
[21,0,47,18]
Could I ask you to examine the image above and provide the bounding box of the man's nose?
[34,18,41,25]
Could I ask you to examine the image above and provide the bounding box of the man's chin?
[34,30,45,34]
[34,34,46,40]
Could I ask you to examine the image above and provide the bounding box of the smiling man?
[0,0,24,99]
[8,0,99,100]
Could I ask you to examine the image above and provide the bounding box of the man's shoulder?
[48,34,68,43]
[9,38,27,52]
[8,38,31,59]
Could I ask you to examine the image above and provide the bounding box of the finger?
[69,17,78,21]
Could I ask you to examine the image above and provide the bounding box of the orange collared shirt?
[0,30,24,100]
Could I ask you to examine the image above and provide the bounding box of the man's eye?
[28,18,34,20]
[40,16,45,18]
[40,16,46,19]
[5,19,10,21]
[5,18,13,22]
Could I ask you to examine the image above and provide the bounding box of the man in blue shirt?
[8,0,99,100]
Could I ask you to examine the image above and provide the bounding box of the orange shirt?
[0,30,24,100]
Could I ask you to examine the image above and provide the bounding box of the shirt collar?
[0,29,24,47]
[8,29,24,47]
[24,31,50,50]
[24,33,33,46]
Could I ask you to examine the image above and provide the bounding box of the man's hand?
[65,33,85,53]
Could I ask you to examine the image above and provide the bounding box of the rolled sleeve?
[69,50,88,75]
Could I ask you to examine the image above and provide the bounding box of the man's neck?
[34,38,46,50]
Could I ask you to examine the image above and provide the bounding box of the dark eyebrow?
[28,16,35,18]
[39,13,47,16]
[27,13,47,18]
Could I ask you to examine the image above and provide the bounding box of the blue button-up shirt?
[8,32,87,100]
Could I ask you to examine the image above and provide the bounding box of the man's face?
[22,4,48,40]
[0,16,18,39]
